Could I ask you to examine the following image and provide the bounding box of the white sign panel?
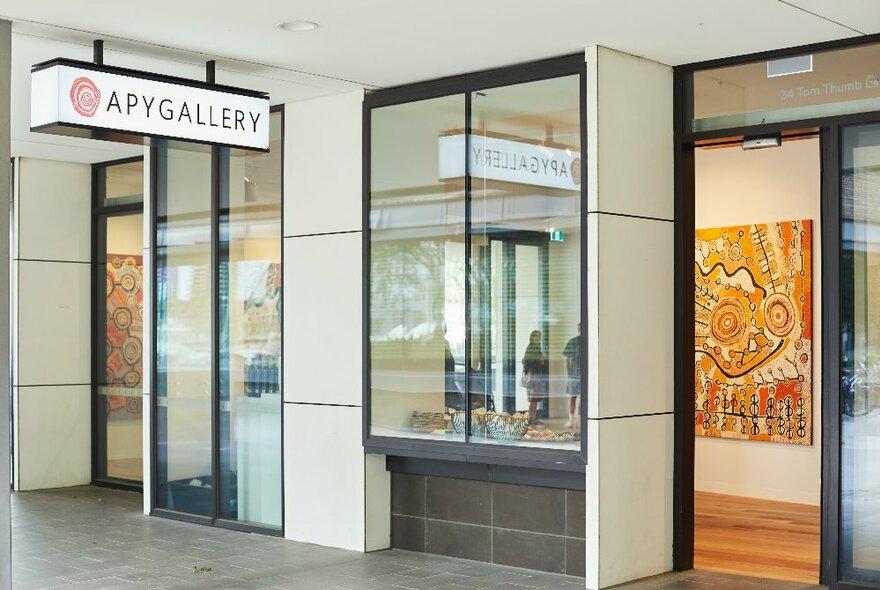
[31,61,270,150]
[438,134,581,191]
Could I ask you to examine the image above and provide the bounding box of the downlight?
[277,20,319,32]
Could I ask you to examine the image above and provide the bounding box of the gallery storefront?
[25,53,285,534]
[12,23,880,590]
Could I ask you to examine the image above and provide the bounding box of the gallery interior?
[692,136,821,584]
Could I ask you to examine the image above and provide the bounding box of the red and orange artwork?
[105,254,143,421]
[695,220,812,445]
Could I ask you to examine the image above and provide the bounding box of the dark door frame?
[673,33,880,589]
[148,105,286,537]
[91,155,145,491]
[481,230,551,416]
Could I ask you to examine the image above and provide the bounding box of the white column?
[282,90,390,551]
[0,17,12,589]
[584,46,675,589]
[12,158,92,491]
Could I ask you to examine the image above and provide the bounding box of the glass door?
[153,109,283,532]
[473,234,549,419]
[94,159,145,486]
[155,145,214,517]
[840,122,880,585]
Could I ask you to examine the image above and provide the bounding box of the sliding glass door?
[840,122,880,586]
[154,109,283,531]
[155,146,214,516]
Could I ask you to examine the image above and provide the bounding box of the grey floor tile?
[8,486,832,590]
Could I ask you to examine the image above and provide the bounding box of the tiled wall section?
[391,473,585,577]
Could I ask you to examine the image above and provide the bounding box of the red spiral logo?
[69,77,101,117]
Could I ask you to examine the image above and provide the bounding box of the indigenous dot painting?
[105,254,144,421]
[695,220,812,445]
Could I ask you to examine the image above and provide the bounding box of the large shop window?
[367,61,585,461]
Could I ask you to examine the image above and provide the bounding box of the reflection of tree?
[371,239,448,338]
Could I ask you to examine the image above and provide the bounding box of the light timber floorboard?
[694,491,820,584]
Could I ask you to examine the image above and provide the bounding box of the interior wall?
[12,157,92,490]
[694,136,821,506]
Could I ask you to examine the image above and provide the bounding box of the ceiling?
[2,1,879,162]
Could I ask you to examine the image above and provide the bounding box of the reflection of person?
[522,330,547,425]
[563,323,581,429]
[444,336,459,410]
[443,322,462,410]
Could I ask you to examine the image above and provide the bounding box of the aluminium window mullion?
[464,91,473,444]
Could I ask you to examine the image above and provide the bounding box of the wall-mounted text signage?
[438,134,581,191]
[31,59,270,151]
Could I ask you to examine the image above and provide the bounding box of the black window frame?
[362,53,588,473]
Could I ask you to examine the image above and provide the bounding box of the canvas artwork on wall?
[105,254,144,421]
[695,220,812,445]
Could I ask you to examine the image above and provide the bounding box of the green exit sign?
[550,230,564,242]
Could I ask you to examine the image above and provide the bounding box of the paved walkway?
[11,486,824,589]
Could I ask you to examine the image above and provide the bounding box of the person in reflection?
[443,322,462,410]
[522,330,547,426]
[563,323,581,429]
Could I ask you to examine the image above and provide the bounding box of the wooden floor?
[694,491,820,584]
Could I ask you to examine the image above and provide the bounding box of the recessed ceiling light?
[277,20,319,32]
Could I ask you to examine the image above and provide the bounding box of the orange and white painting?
[695,220,812,445]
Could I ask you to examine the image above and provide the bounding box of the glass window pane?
[841,122,880,583]
[369,95,467,441]
[96,210,144,483]
[469,75,581,450]
[98,160,145,206]
[155,145,213,516]
[693,42,880,132]
[218,112,283,529]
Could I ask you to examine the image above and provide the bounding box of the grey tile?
[565,490,584,540]
[491,529,565,575]
[8,485,827,590]
[393,473,427,517]
[425,520,491,562]
[426,476,491,526]
[564,538,585,578]
[393,515,427,553]
[492,483,565,536]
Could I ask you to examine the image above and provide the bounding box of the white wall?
[694,137,821,506]
[584,46,674,589]
[12,158,92,490]
[282,90,391,552]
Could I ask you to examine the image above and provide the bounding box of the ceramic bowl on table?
[486,414,530,441]
[450,411,490,437]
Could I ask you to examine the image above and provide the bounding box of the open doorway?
[693,135,821,583]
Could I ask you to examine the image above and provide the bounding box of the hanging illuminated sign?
[30,59,270,151]
[438,133,581,190]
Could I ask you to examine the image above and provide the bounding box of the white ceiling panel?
[781,0,880,35]
[1,0,873,90]
[3,0,878,162]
